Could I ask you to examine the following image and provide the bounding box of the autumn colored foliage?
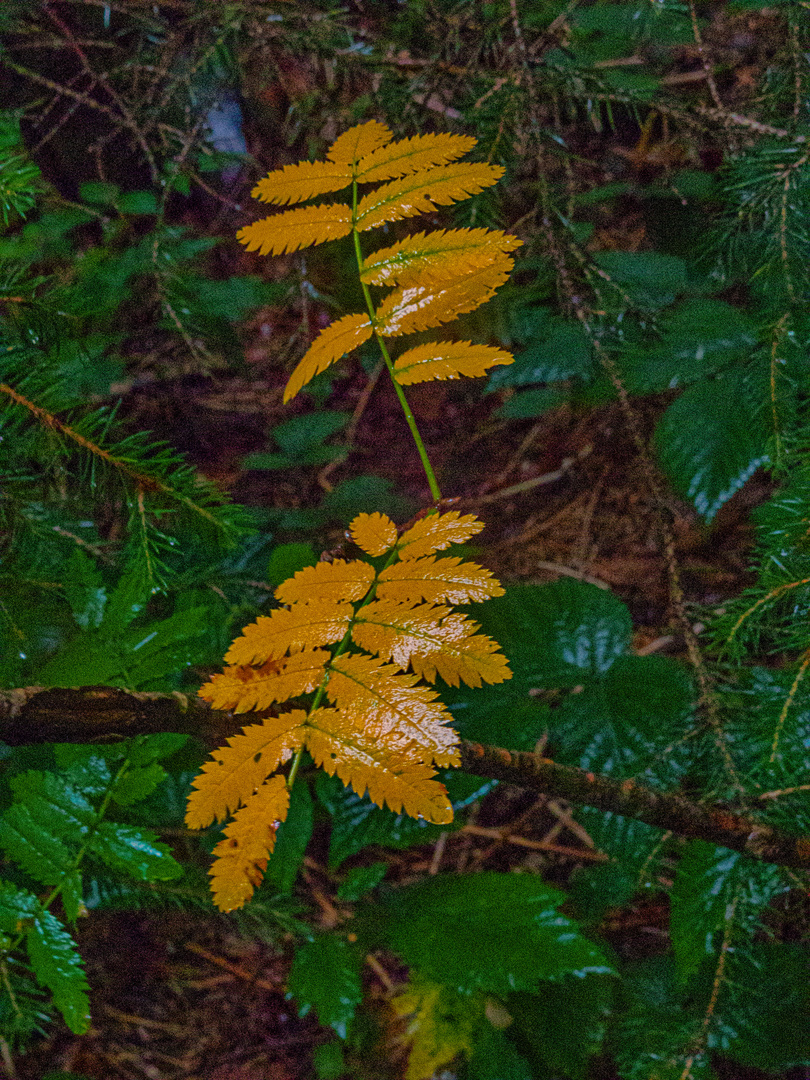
[189,511,510,910]
[187,122,520,911]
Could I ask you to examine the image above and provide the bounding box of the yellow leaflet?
[200,650,330,713]
[352,600,512,688]
[185,710,307,827]
[355,131,476,184]
[376,253,514,337]
[349,511,398,556]
[208,775,290,912]
[360,228,522,287]
[397,510,485,559]
[377,554,504,605]
[394,340,513,386]
[237,203,352,256]
[283,313,373,403]
[392,978,482,1080]
[275,558,375,605]
[327,652,460,767]
[355,163,504,231]
[328,119,393,165]
[224,601,354,666]
[251,160,353,205]
[306,708,453,823]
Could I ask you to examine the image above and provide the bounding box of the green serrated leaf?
[263,780,313,894]
[467,1025,534,1080]
[0,805,78,887]
[110,763,168,807]
[377,873,614,995]
[26,909,90,1034]
[593,251,688,309]
[508,977,613,1080]
[669,842,787,982]
[620,300,757,393]
[336,862,387,901]
[473,581,632,691]
[654,369,771,520]
[287,934,363,1038]
[88,822,182,881]
[487,316,592,390]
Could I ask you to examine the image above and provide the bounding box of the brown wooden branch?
[1,687,809,871]
[459,742,810,871]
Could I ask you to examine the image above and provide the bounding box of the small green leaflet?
[287,934,364,1038]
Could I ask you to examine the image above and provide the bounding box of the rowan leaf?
[355,132,477,183]
[199,650,330,713]
[326,653,460,767]
[328,120,393,165]
[350,511,399,556]
[397,510,485,559]
[355,163,505,231]
[360,228,522,287]
[378,554,504,604]
[185,710,307,827]
[208,774,290,912]
[275,558,375,605]
[353,600,512,688]
[376,253,515,336]
[236,203,352,256]
[251,160,353,205]
[394,340,514,385]
[222,601,354,665]
[283,313,374,403]
[306,706,454,823]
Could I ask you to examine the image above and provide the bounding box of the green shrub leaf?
[377,872,614,994]
[287,934,364,1038]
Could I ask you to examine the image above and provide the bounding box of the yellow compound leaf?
[353,600,512,688]
[349,511,399,556]
[208,775,290,912]
[236,203,352,256]
[393,340,514,386]
[326,653,460,767]
[225,601,354,666]
[355,131,476,184]
[397,510,485,559]
[377,554,504,605]
[376,252,514,336]
[327,120,393,165]
[251,160,353,205]
[185,710,307,828]
[283,312,373,403]
[199,651,330,713]
[306,707,453,823]
[360,228,522,287]
[355,163,504,231]
[275,558,375,605]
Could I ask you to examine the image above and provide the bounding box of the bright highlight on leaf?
[394,340,514,386]
[360,227,522,287]
[239,120,518,401]
[189,510,510,909]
